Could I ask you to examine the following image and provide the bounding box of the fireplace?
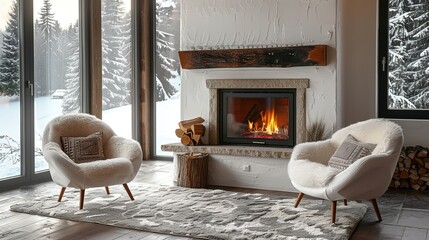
[206,79,309,147]
[219,89,295,147]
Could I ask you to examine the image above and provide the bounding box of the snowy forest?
[0,0,180,111]
[0,0,180,167]
[388,0,429,109]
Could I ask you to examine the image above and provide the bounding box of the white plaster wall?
[180,0,338,142]
[173,153,296,192]
[336,0,377,128]
[207,155,295,192]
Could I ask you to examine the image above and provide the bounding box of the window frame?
[150,0,170,160]
[378,0,429,119]
[150,0,181,161]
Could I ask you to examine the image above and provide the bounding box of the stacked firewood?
[390,146,429,190]
[175,117,206,146]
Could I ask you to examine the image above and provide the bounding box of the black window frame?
[378,0,429,119]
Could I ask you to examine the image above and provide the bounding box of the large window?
[0,0,81,184]
[378,0,429,119]
[101,0,133,139]
[154,0,181,157]
[0,0,21,179]
[33,0,81,172]
[0,0,139,190]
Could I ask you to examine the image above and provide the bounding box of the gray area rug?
[10,184,367,240]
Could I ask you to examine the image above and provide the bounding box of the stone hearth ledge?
[161,143,293,159]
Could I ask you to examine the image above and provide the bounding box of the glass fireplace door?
[220,89,295,147]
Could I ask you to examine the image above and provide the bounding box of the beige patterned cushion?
[328,134,376,171]
[61,132,104,163]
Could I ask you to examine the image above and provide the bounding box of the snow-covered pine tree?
[388,0,429,109]
[101,0,130,109]
[51,21,66,91]
[0,30,4,56]
[121,11,132,81]
[0,0,19,96]
[155,0,178,102]
[404,0,429,109]
[120,10,132,104]
[388,0,415,109]
[62,23,80,114]
[37,0,62,95]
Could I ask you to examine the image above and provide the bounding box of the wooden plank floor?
[1,160,429,239]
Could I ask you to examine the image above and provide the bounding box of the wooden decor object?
[176,117,206,146]
[177,153,209,188]
[178,45,327,69]
[179,117,205,132]
[180,133,193,146]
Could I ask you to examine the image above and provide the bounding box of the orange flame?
[247,108,279,135]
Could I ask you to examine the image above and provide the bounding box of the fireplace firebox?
[219,89,295,147]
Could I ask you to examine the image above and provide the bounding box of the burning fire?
[247,108,280,135]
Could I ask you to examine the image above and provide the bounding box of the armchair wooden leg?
[371,199,382,222]
[294,192,304,208]
[105,186,110,195]
[344,199,348,206]
[123,183,134,201]
[79,189,85,210]
[58,187,66,202]
[331,201,337,224]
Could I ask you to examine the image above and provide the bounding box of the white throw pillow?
[328,134,376,171]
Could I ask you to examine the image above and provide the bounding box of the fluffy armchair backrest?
[42,113,116,148]
[325,119,404,200]
[331,118,403,155]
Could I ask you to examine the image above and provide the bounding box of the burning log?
[176,118,206,146]
[242,104,263,125]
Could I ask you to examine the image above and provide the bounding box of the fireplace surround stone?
[206,78,309,146]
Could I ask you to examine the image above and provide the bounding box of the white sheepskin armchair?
[42,113,143,209]
[288,118,403,223]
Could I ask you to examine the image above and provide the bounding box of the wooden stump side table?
[177,153,209,188]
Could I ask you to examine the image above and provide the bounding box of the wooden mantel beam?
[178,45,327,69]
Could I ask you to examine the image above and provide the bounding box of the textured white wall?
[337,0,377,128]
[180,0,338,140]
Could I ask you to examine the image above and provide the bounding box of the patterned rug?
[10,184,367,240]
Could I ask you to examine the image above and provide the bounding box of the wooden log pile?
[390,146,429,190]
[175,117,206,146]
